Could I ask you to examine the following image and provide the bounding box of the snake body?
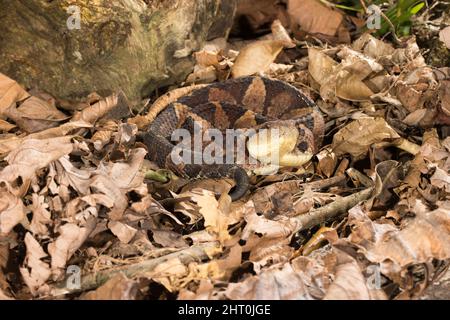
[143,76,324,200]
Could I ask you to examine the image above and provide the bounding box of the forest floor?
[0,0,449,300]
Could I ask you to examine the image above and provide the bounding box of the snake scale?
[143,76,325,200]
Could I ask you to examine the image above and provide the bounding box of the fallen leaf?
[316,146,337,178]
[231,40,285,78]
[288,0,347,42]
[0,73,30,116]
[108,221,137,244]
[331,117,400,159]
[352,33,395,59]
[225,263,312,299]
[0,136,73,195]
[71,91,130,124]
[48,220,96,278]
[439,26,450,49]
[0,189,26,235]
[335,70,374,101]
[0,119,15,132]
[5,96,68,133]
[19,233,51,295]
[80,273,139,300]
[28,194,52,236]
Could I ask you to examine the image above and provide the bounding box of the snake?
[142,76,324,201]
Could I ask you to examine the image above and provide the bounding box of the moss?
[0,0,235,102]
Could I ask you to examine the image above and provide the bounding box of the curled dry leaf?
[352,33,395,59]
[91,148,147,220]
[0,120,91,158]
[152,230,188,248]
[338,47,384,80]
[335,70,374,101]
[108,221,137,244]
[186,65,217,84]
[308,48,338,85]
[71,91,130,125]
[439,26,450,49]
[48,220,96,278]
[331,117,400,159]
[371,160,405,208]
[270,19,295,48]
[347,202,450,293]
[28,194,52,236]
[430,166,450,192]
[0,136,73,192]
[323,250,376,300]
[316,146,337,178]
[238,201,299,268]
[176,189,232,244]
[0,188,26,235]
[5,96,68,133]
[231,40,285,78]
[178,279,216,300]
[287,0,344,38]
[226,262,313,300]
[0,119,15,132]
[19,233,51,295]
[370,205,450,283]
[308,48,339,102]
[0,73,30,116]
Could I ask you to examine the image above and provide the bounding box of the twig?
[346,168,373,187]
[359,0,368,12]
[50,242,219,296]
[294,187,374,232]
[360,0,402,45]
[255,175,346,198]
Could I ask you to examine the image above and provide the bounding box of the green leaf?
[410,2,425,14]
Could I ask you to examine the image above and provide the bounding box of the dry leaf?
[28,194,52,236]
[231,40,285,78]
[288,0,345,40]
[81,273,139,300]
[332,117,400,159]
[439,26,450,49]
[0,119,15,132]
[225,263,312,300]
[5,96,68,133]
[72,91,130,124]
[0,73,30,116]
[0,189,26,235]
[323,251,372,300]
[48,221,96,277]
[308,48,339,102]
[271,19,295,48]
[317,146,337,178]
[19,233,51,295]
[0,136,73,192]
[335,70,374,101]
[367,204,450,285]
[352,33,395,59]
[108,221,137,244]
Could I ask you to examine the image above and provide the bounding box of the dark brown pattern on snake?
[143,76,324,200]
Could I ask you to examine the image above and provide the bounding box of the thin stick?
[294,187,374,232]
[50,242,219,296]
[360,0,402,44]
[346,168,373,187]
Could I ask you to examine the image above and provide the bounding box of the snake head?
[246,121,315,170]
